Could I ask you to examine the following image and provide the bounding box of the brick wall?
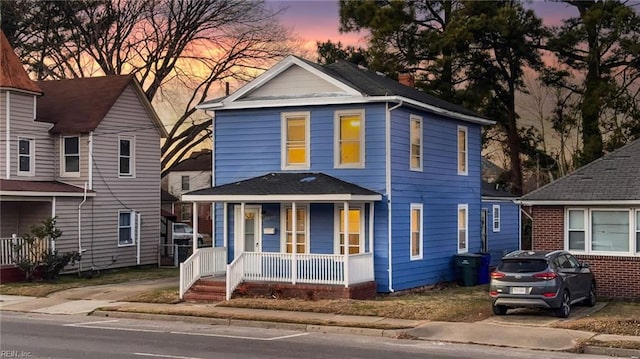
[531,206,640,299]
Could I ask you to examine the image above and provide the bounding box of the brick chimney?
[398,73,415,88]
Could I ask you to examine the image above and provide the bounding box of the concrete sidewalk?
[2,278,639,357]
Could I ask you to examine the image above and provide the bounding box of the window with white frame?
[181,175,190,191]
[335,110,365,168]
[283,206,308,253]
[118,210,135,246]
[336,206,363,254]
[565,208,640,255]
[282,112,310,169]
[492,205,501,232]
[18,137,34,175]
[410,203,423,260]
[62,136,80,176]
[180,203,192,222]
[458,204,468,253]
[457,126,468,175]
[410,116,423,171]
[119,136,134,177]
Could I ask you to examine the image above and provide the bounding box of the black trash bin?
[476,252,491,285]
[454,253,482,287]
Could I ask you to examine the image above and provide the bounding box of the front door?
[234,206,261,258]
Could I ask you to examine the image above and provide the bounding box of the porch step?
[183,278,226,302]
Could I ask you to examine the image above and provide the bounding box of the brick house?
[520,139,640,299]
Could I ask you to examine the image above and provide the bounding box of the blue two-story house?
[179,56,495,300]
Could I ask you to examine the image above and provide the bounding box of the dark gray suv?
[490,250,596,318]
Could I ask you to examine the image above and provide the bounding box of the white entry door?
[234,206,261,258]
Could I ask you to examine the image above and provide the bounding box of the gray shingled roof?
[521,138,640,202]
[185,172,380,197]
[481,182,517,198]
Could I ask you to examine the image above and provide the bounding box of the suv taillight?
[490,271,505,279]
[533,272,558,280]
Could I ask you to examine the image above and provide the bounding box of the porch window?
[410,115,423,171]
[567,209,585,251]
[458,204,468,253]
[492,205,501,232]
[410,203,423,260]
[18,137,34,175]
[335,110,365,168]
[119,136,134,177]
[62,136,80,176]
[180,203,192,222]
[457,126,467,175]
[282,112,310,169]
[284,206,307,253]
[118,211,135,246]
[337,207,363,254]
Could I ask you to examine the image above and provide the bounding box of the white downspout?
[136,212,141,264]
[192,202,198,253]
[88,131,94,190]
[386,101,402,292]
[78,182,88,274]
[210,112,216,248]
[5,92,11,179]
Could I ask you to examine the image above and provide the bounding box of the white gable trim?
[182,193,382,203]
[519,200,640,206]
[219,56,361,104]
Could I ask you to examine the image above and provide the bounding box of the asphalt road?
[0,312,612,359]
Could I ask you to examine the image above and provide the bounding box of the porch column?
[368,202,374,253]
[210,202,215,248]
[291,202,297,285]
[192,202,198,253]
[343,201,349,287]
[223,202,228,248]
[239,202,246,253]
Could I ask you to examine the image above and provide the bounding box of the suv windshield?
[498,259,548,273]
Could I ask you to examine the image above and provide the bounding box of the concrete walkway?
[2,278,639,357]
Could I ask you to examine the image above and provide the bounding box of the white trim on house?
[520,200,640,206]
[334,109,365,169]
[457,204,469,254]
[182,193,382,203]
[457,125,468,176]
[334,204,365,254]
[0,190,96,197]
[492,205,501,232]
[117,210,136,247]
[233,205,262,255]
[281,111,310,170]
[5,91,10,179]
[410,115,423,172]
[410,203,423,260]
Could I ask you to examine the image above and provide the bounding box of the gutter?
[386,100,403,293]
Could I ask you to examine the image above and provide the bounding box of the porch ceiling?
[181,172,382,203]
[0,179,95,197]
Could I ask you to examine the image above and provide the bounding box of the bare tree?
[5,0,294,174]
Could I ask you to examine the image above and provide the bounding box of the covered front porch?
[179,173,383,300]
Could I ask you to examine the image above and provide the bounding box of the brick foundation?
[531,206,640,299]
[234,281,378,300]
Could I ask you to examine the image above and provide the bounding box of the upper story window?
[181,175,190,191]
[492,205,501,232]
[281,112,310,169]
[334,109,365,168]
[410,116,423,171]
[119,136,134,177]
[457,126,468,175]
[458,204,468,253]
[410,203,423,260]
[18,137,34,176]
[62,136,80,176]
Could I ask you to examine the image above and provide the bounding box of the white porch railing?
[0,235,51,266]
[179,247,227,299]
[225,252,374,300]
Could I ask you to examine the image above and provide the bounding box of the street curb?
[91,310,401,337]
[582,345,640,358]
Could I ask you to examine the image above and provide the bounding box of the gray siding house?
[0,30,167,277]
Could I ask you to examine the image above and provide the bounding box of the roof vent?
[300,176,316,183]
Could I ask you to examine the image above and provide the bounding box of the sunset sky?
[266,0,585,53]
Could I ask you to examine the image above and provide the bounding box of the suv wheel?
[584,282,596,307]
[492,304,508,316]
[554,290,571,318]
